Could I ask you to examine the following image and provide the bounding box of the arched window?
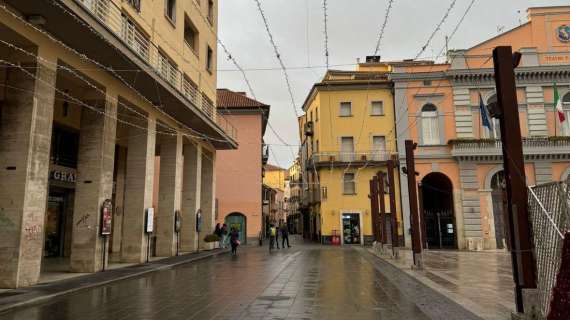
[484,94,501,139]
[421,104,440,145]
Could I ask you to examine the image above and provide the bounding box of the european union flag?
[479,93,493,135]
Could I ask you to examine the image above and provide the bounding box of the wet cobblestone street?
[0,244,483,320]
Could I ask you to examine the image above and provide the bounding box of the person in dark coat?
[281,223,291,248]
[230,227,240,255]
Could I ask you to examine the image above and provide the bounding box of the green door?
[225,214,246,244]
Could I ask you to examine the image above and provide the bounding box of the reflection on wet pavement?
[0,244,483,320]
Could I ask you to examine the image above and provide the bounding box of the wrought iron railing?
[74,0,237,141]
[312,151,392,163]
[528,181,570,317]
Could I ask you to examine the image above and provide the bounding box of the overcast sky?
[217,0,568,168]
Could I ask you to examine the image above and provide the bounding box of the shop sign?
[50,169,76,183]
[100,199,113,235]
[557,25,570,42]
[145,208,154,233]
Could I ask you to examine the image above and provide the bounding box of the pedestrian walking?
[214,223,223,248]
[269,224,277,252]
[230,227,240,255]
[221,223,229,248]
[281,223,291,248]
[275,223,281,249]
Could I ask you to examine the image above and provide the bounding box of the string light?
[414,0,457,60]
[372,0,395,57]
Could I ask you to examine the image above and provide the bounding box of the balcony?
[309,185,321,204]
[449,137,570,161]
[310,151,394,168]
[6,0,237,148]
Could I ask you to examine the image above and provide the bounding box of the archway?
[225,212,247,244]
[490,170,508,249]
[420,172,457,249]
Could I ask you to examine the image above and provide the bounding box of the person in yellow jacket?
[269,224,277,252]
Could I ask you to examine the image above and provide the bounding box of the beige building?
[0,0,236,288]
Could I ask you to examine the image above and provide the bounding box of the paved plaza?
[0,241,497,320]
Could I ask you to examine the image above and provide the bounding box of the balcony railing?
[312,151,392,164]
[75,0,237,141]
[450,137,570,157]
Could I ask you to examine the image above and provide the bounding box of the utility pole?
[492,46,537,315]
[387,159,399,257]
[369,176,380,243]
[377,172,387,245]
[404,140,422,269]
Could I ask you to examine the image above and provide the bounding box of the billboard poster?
[145,208,154,233]
[100,199,113,235]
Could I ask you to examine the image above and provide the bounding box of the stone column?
[111,147,127,254]
[200,149,215,250]
[180,143,201,252]
[70,98,117,272]
[121,116,156,263]
[156,133,183,257]
[0,62,56,288]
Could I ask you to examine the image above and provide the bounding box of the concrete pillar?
[0,62,56,288]
[121,116,156,263]
[156,133,183,257]
[199,149,215,250]
[111,146,127,253]
[70,99,117,272]
[180,143,201,252]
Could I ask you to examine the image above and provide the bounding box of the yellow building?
[299,61,402,245]
[263,164,287,190]
[0,0,236,288]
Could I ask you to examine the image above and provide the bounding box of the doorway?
[491,170,507,249]
[342,213,361,245]
[225,213,246,244]
[420,173,457,249]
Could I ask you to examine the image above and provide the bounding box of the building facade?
[0,0,236,288]
[215,89,270,244]
[298,65,403,246]
[394,6,570,250]
[287,158,302,234]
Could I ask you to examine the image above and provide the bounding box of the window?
[126,0,141,12]
[315,107,319,122]
[421,104,440,145]
[165,0,176,24]
[372,136,386,160]
[184,16,199,54]
[343,173,356,195]
[423,80,432,86]
[207,0,214,24]
[371,101,384,116]
[206,46,213,73]
[340,102,352,117]
[340,136,354,162]
[316,140,319,153]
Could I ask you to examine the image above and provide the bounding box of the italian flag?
[554,83,566,123]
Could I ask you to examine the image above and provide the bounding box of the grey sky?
[217,0,568,168]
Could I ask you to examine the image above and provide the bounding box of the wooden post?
[387,159,400,257]
[369,177,380,243]
[492,46,537,314]
[377,172,387,245]
[405,140,422,269]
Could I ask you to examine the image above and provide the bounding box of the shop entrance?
[342,213,361,245]
[420,173,457,249]
[45,193,65,257]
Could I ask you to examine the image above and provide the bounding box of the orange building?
[393,6,570,250]
[215,89,270,244]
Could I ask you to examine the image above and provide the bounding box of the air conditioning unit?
[304,121,314,136]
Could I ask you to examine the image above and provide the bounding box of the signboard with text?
[145,208,154,233]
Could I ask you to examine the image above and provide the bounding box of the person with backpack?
[269,224,277,252]
[229,227,240,255]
